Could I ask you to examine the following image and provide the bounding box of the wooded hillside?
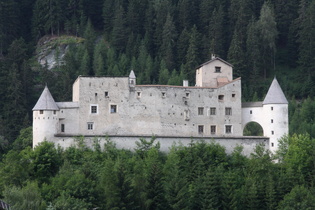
[1,0,315,208]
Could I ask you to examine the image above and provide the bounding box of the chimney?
[211,54,216,59]
[183,80,189,87]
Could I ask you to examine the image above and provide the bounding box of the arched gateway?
[242,78,288,153]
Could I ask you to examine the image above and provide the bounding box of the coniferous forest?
[1,0,315,209]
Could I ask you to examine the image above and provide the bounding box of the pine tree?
[256,2,278,79]
[160,13,176,70]
[111,3,127,53]
[0,0,19,54]
[185,25,200,84]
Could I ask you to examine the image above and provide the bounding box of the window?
[198,107,204,115]
[271,106,273,111]
[110,105,117,113]
[271,131,274,135]
[271,119,273,123]
[215,66,221,73]
[91,105,97,114]
[105,91,109,97]
[250,110,252,114]
[61,124,65,132]
[232,94,236,98]
[184,110,190,121]
[53,110,56,115]
[87,122,94,130]
[137,92,141,97]
[225,107,232,115]
[211,125,216,134]
[218,95,224,101]
[186,92,190,98]
[184,101,188,105]
[271,142,274,147]
[198,125,204,134]
[40,110,44,114]
[225,125,232,134]
[95,93,97,97]
[210,107,216,115]
[162,92,166,98]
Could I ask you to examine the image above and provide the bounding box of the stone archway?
[243,121,264,136]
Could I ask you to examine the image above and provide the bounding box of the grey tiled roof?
[129,70,136,79]
[196,57,233,69]
[242,102,263,108]
[263,78,288,105]
[32,86,59,111]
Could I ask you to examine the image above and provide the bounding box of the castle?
[32,56,288,155]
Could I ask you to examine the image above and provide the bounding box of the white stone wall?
[62,76,242,138]
[48,135,269,156]
[242,104,289,153]
[196,59,233,87]
[33,110,58,147]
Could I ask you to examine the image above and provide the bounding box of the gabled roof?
[196,57,233,69]
[33,86,59,111]
[129,70,136,79]
[263,78,288,105]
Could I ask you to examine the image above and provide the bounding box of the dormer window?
[215,66,221,73]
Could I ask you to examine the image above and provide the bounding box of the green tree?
[256,2,278,79]
[3,181,46,210]
[278,185,315,210]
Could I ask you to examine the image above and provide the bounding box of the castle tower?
[32,86,59,148]
[262,78,288,153]
[129,70,136,87]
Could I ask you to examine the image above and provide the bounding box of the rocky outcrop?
[36,35,84,70]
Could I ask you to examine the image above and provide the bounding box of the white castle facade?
[32,57,288,155]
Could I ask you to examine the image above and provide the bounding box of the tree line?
[0,131,315,209]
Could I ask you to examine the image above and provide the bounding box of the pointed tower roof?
[33,86,59,111]
[129,70,136,79]
[263,78,288,105]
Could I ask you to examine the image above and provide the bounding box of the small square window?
[111,105,117,113]
[210,107,216,115]
[137,92,141,97]
[105,91,109,97]
[184,101,188,105]
[61,124,65,132]
[225,107,232,115]
[198,107,204,115]
[198,125,204,134]
[87,122,94,130]
[40,110,44,114]
[186,93,190,98]
[215,66,221,73]
[218,95,224,101]
[211,125,216,134]
[232,94,236,98]
[162,92,166,98]
[91,105,97,114]
[225,125,232,134]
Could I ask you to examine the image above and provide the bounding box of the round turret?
[32,86,59,148]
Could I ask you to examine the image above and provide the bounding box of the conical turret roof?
[263,78,288,105]
[33,86,59,111]
[129,70,136,79]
